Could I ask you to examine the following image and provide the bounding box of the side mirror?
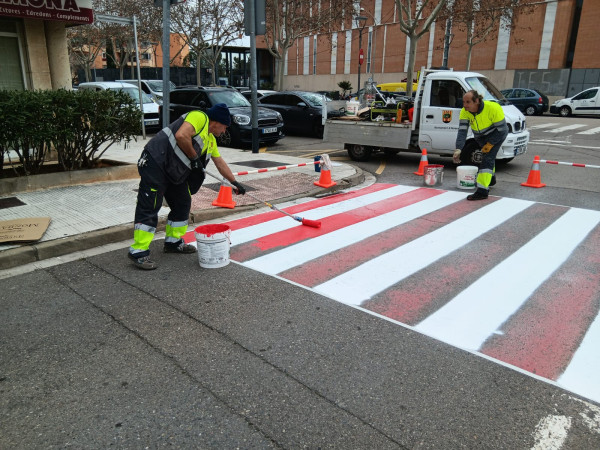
[297,102,307,108]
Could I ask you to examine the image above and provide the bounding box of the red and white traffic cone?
[414,148,429,176]
[521,155,546,188]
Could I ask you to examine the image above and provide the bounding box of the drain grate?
[0,197,26,210]
[230,160,289,169]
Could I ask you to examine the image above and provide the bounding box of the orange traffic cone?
[212,182,236,208]
[314,168,337,188]
[413,148,428,176]
[521,155,546,188]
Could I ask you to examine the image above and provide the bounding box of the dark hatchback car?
[500,88,549,116]
[161,86,284,148]
[257,91,344,138]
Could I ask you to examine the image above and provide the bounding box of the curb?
[0,168,365,271]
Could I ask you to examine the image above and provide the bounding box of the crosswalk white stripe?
[415,208,600,350]
[242,191,466,275]
[231,185,418,245]
[557,310,600,403]
[576,126,600,135]
[528,123,559,130]
[313,197,534,306]
[543,124,587,133]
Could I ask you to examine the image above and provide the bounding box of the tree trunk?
[196,64,202,87]
[406,36,418,97]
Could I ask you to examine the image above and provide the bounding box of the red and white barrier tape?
[234,160,322,177]
[539,159,600,169]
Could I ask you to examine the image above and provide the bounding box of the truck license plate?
[262,127,277,134]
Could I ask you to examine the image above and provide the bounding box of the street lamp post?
[355,16,367,99]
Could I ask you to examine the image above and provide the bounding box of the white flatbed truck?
[324,69,529,164]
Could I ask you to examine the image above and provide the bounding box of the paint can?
[345,101,359,116]
[195,224,231,268]
[423,164,444,186]
[456,165,478,189]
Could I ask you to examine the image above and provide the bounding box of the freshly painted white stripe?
[416,208,600,350]
[231,185,417,245]
[243,191,466,275]
[529,141,600,151]
[558,309,600,405]
[528,123,559,130]
[577,126,600,135]
[314,197,533,306]
[531,415,571,450]
[543,124,586,133]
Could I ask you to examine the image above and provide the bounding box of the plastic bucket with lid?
[194,224,231,268]
[423,164,444,186]
[456,165,478,189]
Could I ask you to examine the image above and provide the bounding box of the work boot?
[467,189,489,201]
[163,241,197,254]
[489,175,496,187]
[128,253,157,270]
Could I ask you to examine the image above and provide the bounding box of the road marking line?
[313,197,532,305]
[577,126,600,135]
[376,161,386,174]
[531,415,571,450]
[543,124,586,133]
[415,208,600,350]
[529,123,559,130]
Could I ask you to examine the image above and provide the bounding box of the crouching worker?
[453,90,508,201]
[128,103,246,270]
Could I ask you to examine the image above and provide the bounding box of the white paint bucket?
[195,224,231,268]
[345,101,360,116]
[423,164,444,186]
[456,165,478,189]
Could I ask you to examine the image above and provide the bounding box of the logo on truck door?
[442,110,452,123]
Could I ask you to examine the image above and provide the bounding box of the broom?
[203,168,322,228]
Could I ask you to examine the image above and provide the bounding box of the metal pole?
[249,0,259,153]
[133,16,146,139]
[357,28,363,100]
[162,0,170,127]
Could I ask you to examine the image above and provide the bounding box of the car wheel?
[559,106,571,117]
[525,105,537,116]
[347,144,372,161]
[458,141,483,166]
[216,129,233,147]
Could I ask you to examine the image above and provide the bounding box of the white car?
[117,79,176,105]
[77,81,160,129]
[550,86,600,117]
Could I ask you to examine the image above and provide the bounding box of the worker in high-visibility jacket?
[128,103,246,270]
[453,90,508,200]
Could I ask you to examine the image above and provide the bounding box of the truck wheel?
[559,106,571,117]
[347,144,372,161]
[460,142,482,165]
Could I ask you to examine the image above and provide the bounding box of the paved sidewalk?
[0,137,364,272]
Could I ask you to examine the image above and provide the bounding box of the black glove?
[190,157,203,174]
[231,180,246,195]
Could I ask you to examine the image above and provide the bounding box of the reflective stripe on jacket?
[456,100,508,150]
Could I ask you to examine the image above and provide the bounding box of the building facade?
[282,0,599,99]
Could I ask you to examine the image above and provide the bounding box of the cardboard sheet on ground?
[0,217,51,243]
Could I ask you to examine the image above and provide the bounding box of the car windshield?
[208,90,251,107]
[119,87,154,104]
[300,92,326,107]
[465,77,510,105]
[146,80,176,92]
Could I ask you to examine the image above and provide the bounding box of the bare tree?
[171,0,244,86]
[395,0,448,96]
[67,23,105,83]
[264,0,355,91]
[441,0,538,70]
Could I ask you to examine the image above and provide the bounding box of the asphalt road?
[265,114,600,211]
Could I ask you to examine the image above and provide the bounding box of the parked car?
[117,79,176,105]
[257,91,344,138]
[76,81,160,131]
[550,87,600,117]
[162,86,284,148]
[240,89,278,101]
[500,88,549,115]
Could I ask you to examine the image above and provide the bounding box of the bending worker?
[453,90,508,201]
[128,103,246,270]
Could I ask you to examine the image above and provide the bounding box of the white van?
[77,81,160,129]
[117,79,176,105]
[550,87,600,117]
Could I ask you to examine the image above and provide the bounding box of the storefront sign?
[0,0,94,24]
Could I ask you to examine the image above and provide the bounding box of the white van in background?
[550,87,600,117]
[117,79,176,105]
[77,81,160,130]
